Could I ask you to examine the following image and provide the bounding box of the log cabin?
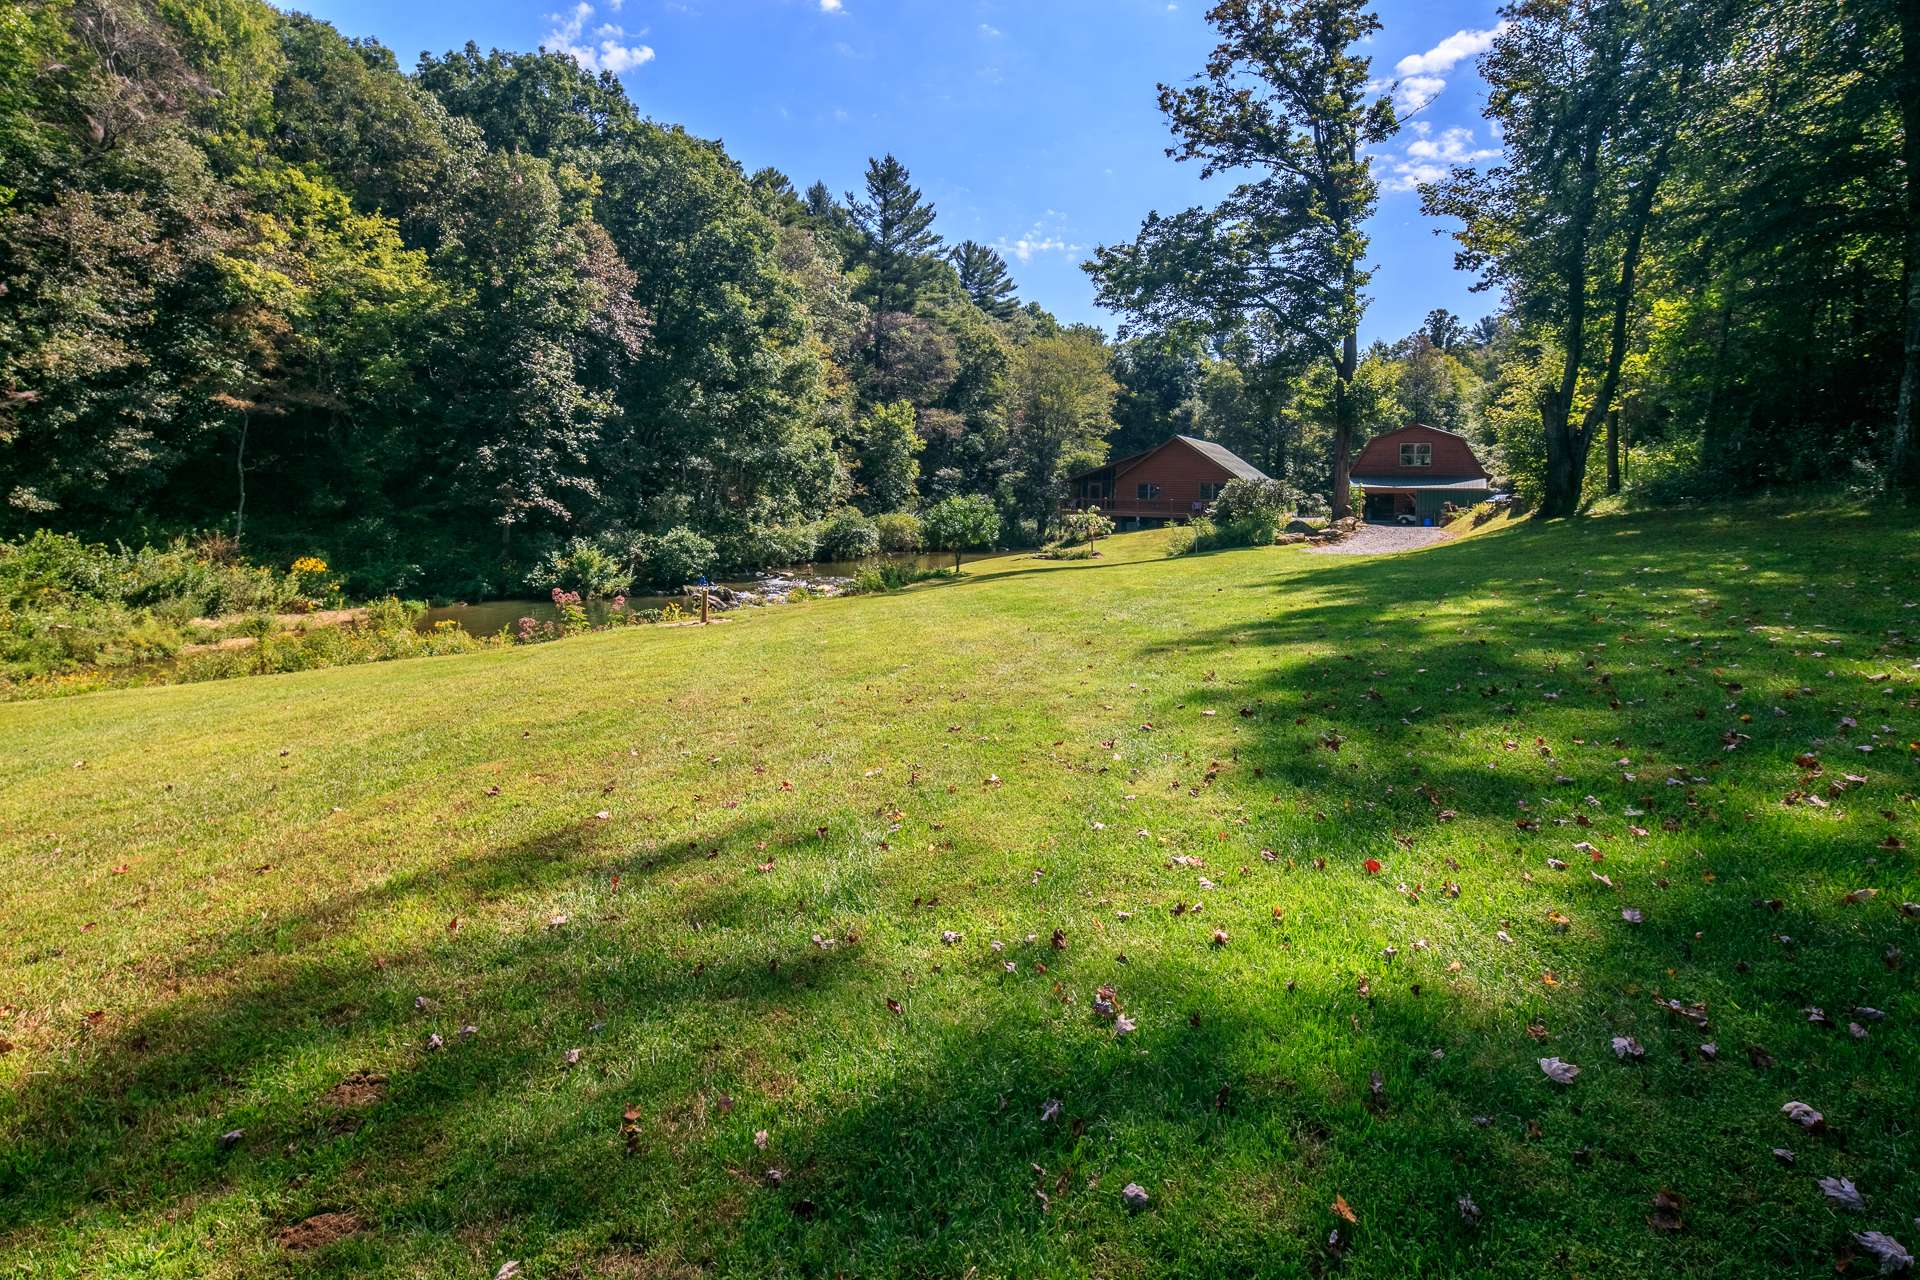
[1061,436,1270,527]
[1350,424,1494,524]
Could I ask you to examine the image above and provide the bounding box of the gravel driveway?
[1307,523,1454,555]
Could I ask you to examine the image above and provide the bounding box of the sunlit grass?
[2,507,1916,1278]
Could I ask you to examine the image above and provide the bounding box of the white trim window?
[1400,442,1433,467]
[1198,481,1225,502]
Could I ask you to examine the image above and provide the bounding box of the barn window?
[1136,483,1161,500]
[1198,482,1225,502]
[1400,442,1433,467]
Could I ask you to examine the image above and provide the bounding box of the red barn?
[1350,424,1494,524]
[1061,436,1270,527]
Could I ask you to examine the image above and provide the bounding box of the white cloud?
[979,22,1001,37]
[1394,74,1446,112]
[545,2,654,73]
[1405,126,1501,164]
[994,215,1084,263]
[1378,126,1502,193]
[819,0,844,12]
[1387,24,1504,114]
[1394,25,1504,78]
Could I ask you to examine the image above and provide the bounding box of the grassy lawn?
[3,507,1917,1278]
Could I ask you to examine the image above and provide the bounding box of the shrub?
[1166,518,1211,557]
[527,537,633,599]
[848,564,951,594]
[1207,478,1295,546]
[643,527,717,588]
[1055,509,1115,548]
[744,523,820,571]
[872,511,925,553]
[816,508,880,561]
[1037,542,1098,561]
[922,495,1001,569]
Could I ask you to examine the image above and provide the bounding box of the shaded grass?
[1,506,1916,1277]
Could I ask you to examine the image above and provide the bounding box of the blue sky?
[295,0,1506,345]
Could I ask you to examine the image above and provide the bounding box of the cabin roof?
[1067,435,1270,484]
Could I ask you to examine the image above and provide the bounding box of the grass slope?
[2,508,1917,1279]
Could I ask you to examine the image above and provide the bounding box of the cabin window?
[1136,483,1161,501]
[1085,481,1103,500]
[1400,442,1433,467]
[1198,482,1225,502]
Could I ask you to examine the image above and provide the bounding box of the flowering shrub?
[551,587,590,634]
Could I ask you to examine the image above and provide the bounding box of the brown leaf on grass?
[1819,1176,1865,1212]
[1647,1189,1684,1232]
[1854,1231,1913,1273]
[1612,1036,1645,1062]
[621,1104,642,1156]
[1539,1057,1580,1084]
[1331,1194,1357,1224]
[1781,1101,1825,1132]
[885,998,902,1015]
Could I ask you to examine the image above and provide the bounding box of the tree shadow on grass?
[0,813,871,1247]
[3,507,1916,1277]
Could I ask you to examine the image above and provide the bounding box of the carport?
[1351,476,1494,524]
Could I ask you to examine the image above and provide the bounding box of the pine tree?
[846,154,942,315]
[950,240,1018,319]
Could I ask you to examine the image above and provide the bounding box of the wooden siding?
[1064,438,1245,520]
[1351,424,1489,480]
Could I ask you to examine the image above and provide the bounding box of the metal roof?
[1172,436,1271,481]
[1351,475,1493,492]
[1067,436,1271,484]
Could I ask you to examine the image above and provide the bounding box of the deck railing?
[1060,496,1208,518]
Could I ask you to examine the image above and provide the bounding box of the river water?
[415,551,981,636]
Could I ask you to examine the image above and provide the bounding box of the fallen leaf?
[1331,1194,1357,1224]
[1854,1231,1913,1274]
[1819,1176,1865,1212]
[1122,1182,1150,1212]
[1539,1056,1581,1085]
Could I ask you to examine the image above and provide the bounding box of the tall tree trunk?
[1606,408,1621,494]
[1330,326,1357,519]
[1893,0,1920,495]
[234,411,249,544]
[1535,108,1604,521]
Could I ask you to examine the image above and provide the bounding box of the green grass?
[2,507,1917,1278]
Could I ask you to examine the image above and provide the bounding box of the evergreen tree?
[950,240,1018,319]
[846,154,942,316]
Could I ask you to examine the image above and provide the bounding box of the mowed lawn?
[3,508,1918,1279]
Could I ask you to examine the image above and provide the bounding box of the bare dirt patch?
[276,1211,364,1250]
[320,1070,389,1108]
[596,1251,706,1278]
